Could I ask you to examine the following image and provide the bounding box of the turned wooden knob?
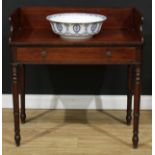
[40,51,47,57]
[106,51,112,57]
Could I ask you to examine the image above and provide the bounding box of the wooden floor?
[3,109,152,155]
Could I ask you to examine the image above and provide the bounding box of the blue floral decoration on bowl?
[56,23,63,32]
[73,24,81,33]
[91,23,97,32]
[46,13,107,39]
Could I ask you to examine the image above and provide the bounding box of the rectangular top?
[9,7,144,47]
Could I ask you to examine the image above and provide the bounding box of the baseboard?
[2,94,152,110]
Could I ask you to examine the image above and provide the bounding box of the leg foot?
[132,132,139,148]
[15,132,21,146]
[126,115,132,125]
[20,113,26,124]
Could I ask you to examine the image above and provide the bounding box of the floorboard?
[2,109,152,155]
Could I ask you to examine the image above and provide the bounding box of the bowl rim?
[46,12,107,24]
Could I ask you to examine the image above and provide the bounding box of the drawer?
[15,47,140,64]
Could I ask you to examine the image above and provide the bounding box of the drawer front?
[15,47,140,64]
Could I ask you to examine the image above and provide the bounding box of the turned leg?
[132,65,141,148]
[19,65,26,123]
[126,65,134,125]
[12,64,21,146]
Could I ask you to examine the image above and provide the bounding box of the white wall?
[2,94,152,109]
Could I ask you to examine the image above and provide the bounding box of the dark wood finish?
[126,65,134,125]
[9,7,143,148]
[19,65,26,123]
[12,7,142,30]
[133,65,141,148]
[12,64,20,146]
[14,47,140,64]
[10,29,142,47]
[9,7,143,47]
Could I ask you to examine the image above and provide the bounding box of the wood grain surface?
[9,7,143,46]
[15,47,139,64]
[3,109,152,155]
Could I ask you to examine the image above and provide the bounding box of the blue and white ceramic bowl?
[46,13,107,40]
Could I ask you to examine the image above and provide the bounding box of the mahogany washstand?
[9,7,144,148]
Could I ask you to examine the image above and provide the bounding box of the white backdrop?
[2,94,152,109]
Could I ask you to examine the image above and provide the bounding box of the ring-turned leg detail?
[12,64,21,146]
[19,65,26,123]
[126,65,134,125]
[132,65,141,148]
